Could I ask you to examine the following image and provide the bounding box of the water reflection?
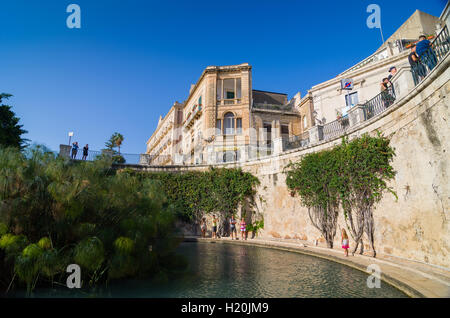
[11,242,407,298]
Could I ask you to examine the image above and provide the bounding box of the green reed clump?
[0,146,183,294]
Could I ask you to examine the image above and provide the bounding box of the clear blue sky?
[0,0,446,153]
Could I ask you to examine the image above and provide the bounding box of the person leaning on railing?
[408,44,426,85]
[380,78,395,109]
[416,35,438,72]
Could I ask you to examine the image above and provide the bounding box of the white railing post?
[348,104,367,127]
[391,65,415,100]
[308,125,323,144]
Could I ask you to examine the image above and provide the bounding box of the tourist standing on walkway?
[230,215,237,240]
[71,142,79,159]
[341,229,349,257]
[240,217,247,241]
[82,144,89,160]
[200,217,207,238]
[212,215,218,239]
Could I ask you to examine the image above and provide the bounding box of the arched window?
[224,112,235,135]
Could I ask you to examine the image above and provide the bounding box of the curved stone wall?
[126,53,450,268]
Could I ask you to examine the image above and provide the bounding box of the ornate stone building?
[145,63,307,165]
[145,10,442,166]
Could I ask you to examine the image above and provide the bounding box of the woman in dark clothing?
[380,78,395,109]
[408,45,426,85]
[82,144,89,160]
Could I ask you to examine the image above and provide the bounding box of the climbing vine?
[128,167,261,236]
[284,132,396,256]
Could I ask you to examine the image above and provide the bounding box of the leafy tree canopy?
[0,94,28,150]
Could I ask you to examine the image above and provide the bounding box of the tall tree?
[105,132,124,154]
[113,132,124,154]
[0,93,28,149]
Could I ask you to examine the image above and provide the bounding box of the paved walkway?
[185,236,450,298]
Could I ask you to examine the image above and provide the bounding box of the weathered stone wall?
[123,53,450,268]
[244,54,450,268]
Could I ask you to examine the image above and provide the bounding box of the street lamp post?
[68,132,74,146]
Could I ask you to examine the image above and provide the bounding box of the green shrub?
[74,237,105,272]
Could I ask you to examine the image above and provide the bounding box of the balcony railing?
[283,131,310,150]
[363,85,396,121]
[68,150,152,165]
[252,103,295,112]
[183,104,202,129]
[323,116,350,141]
[217,99,241,105]
[412,25,450,85]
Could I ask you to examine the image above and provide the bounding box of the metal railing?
[283,132,310,150]
[69,149,102,161]
[323,116,350,141]
[69,149,155,165]
[252,103,295,112]
[412,25,450,85]
[362,85,396,121]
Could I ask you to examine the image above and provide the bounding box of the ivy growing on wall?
[284,132,397,256]
[128,168,261,236]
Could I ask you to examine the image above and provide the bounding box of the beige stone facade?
[145,102,183,165]
[145,10,442,166]
[145,63,306,165]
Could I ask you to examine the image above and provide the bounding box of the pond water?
[13,242,407,298]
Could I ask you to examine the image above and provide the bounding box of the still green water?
[16,242,407,298]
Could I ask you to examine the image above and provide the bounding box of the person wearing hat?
[387,66,397,81]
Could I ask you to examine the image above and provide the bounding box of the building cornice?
[146,103,182,146]
[310,51,409,93]
[183,63,251,109]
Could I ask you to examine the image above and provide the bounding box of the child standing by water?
[200,217,207,238]
[230,215,237,240]
[341,229,349,257]
[240,217,247,241]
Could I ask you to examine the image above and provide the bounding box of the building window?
[216,119,222,134]
[226,91,235,99]
[224,79,235,100]
[345,92,359,107]
[217,78,241,103]
[236,118,242,134]
[224,112,235,135]
[198,96,202,105]
[281,124,289,135]
[263,123,272,146]
[303,116,308,129]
